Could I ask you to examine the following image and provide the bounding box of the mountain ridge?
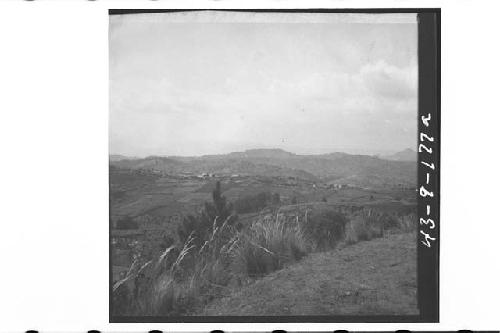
[110,148,417,186]
[381,148,417,162]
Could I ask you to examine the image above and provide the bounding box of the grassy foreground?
[112,181,417,316]
[199,232,418,316]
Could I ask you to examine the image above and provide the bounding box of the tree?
[271,192,281,205]
[177,181,237,247]
[202,181,236,227]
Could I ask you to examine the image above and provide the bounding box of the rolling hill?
[110,148,417,186]
[381,148,417,162]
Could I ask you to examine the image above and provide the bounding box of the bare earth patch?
[199,233,418,316]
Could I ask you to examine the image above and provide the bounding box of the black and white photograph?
[109,9,439,321]
[4,0,500,331]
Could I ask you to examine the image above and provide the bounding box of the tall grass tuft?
[344,210,384,244]
[397,212,418,233]
[344,209,417,244]
[150,216,240,315]
[232,214,307,277]
[303,210,348,251]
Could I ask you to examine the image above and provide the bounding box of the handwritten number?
[421,161,435,170]
[419,143,432,154]
[420,218,435,229]
[420,230,436,248]
[420,113,436,248]
[420,133,434,142]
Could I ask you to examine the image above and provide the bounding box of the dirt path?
[200,233,418,316]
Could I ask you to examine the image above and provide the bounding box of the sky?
[109,12,418,157]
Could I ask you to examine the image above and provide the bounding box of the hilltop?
[109,154,139,162]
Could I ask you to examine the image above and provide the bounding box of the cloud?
[360,60,417,101]
[109,16,418,156]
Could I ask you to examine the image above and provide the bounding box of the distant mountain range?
[110,148,417,186]
[381,148,417,162]
[109,154,139,162]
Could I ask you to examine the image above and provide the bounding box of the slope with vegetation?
[112,181,417,316]
[201,232,417,316]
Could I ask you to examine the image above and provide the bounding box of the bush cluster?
[116,216,138,230]
[233,191,280,214]
[303,210,348,250]
[233,214,307,277]
[344,210,414,244]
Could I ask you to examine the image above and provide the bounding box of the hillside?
[382,148,417,162]
[111,156,188,172]
[109,154,139,162]
[200,233,417,316]
[110,149,417,187]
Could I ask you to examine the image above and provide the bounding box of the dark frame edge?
[417,10,440,322]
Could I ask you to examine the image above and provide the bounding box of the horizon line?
[109,147,416,159]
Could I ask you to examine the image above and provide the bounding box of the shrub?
[271,193,281,205]
[116,216,138,229]
[399,213,417,232]
[345,215,371,244]
[344,212,384,245]
[233,191,281,214]
[380,213,399,230]
[365,214,384,238]
[303,210,348,250]
[234,191,269,214]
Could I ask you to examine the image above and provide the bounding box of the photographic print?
[109,9,439,322]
